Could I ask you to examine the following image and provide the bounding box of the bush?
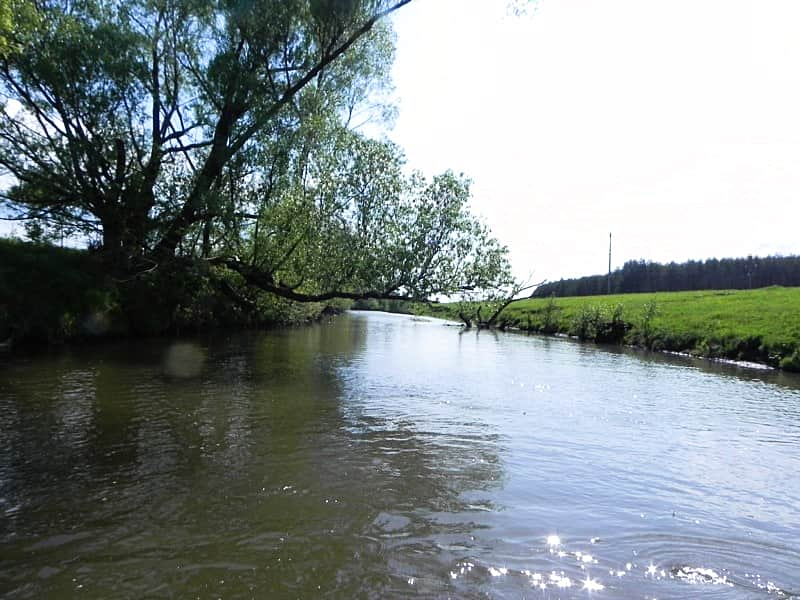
[779,349,800,372]
[540,294,560,334]
[570,304,602,340]
[595,303,627,343]
[0,239,111,343]
[629,299,659,348]
[0,239,336,346]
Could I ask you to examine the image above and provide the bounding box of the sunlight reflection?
[582,576,605,591]
[671,566,734,587]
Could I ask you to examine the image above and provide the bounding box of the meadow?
[420,287,800,371]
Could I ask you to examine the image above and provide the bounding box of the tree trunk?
[202,218,212,258]
[100,211,126,269]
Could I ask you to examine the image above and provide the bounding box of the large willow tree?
[0,0,515,303]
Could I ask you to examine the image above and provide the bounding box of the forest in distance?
[533,254,800,298]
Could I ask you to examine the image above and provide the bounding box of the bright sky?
[388,0,800,282]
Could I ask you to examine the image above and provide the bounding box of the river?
[2,311,800,598]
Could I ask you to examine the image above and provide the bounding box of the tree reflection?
[0,315,505,598]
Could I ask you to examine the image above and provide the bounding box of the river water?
[1,311,800,599]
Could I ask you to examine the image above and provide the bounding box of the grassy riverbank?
[418,287,800,371]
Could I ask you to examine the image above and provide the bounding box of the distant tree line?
[533,255,800,297]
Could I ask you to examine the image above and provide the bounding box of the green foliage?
[779,350,800,372]
[242,135,513,301]
[351,298,413,313]
[540,293,560,333]
[570,304,601,341]
[634,299,659,346]
[0,238,109,343]
[567,303,626,343]
[1,0,512,307]
[114,261,333,335]
[595,303,627,343]
[0,239,337,345]
[0,1,11,55]
[0,0,40,58]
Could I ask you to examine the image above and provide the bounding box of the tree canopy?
[0,0,514,305]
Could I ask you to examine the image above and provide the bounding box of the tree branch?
[214,257,418,303]
[151,0,413,258]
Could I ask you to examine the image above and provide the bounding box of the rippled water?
[2,311,800,598]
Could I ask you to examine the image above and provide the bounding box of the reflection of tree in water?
[0,317,504,597]
[0,356,140,522]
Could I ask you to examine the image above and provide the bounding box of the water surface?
[2,311,799,598]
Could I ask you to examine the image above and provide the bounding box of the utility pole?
[607,232,612,294]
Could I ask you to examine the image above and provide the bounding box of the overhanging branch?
[214,257,423,303]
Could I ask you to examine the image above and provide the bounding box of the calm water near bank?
[2,311,800,598]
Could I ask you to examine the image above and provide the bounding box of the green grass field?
[419,287,800,371]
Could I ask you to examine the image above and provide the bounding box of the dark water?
[2,311,800,599]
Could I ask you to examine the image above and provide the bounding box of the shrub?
[779,349,800,372]
[595,303,627,343]
[0,239,336,345]
[631,299,659,348]
[0,239,110,343]
[570,304,602,340]
[540,294,561,334]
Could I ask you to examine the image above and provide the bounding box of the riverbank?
[0,239,339,348]
[416,287,800,372]
[6,238,798,372]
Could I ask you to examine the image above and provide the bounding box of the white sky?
[388,0,800,282]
